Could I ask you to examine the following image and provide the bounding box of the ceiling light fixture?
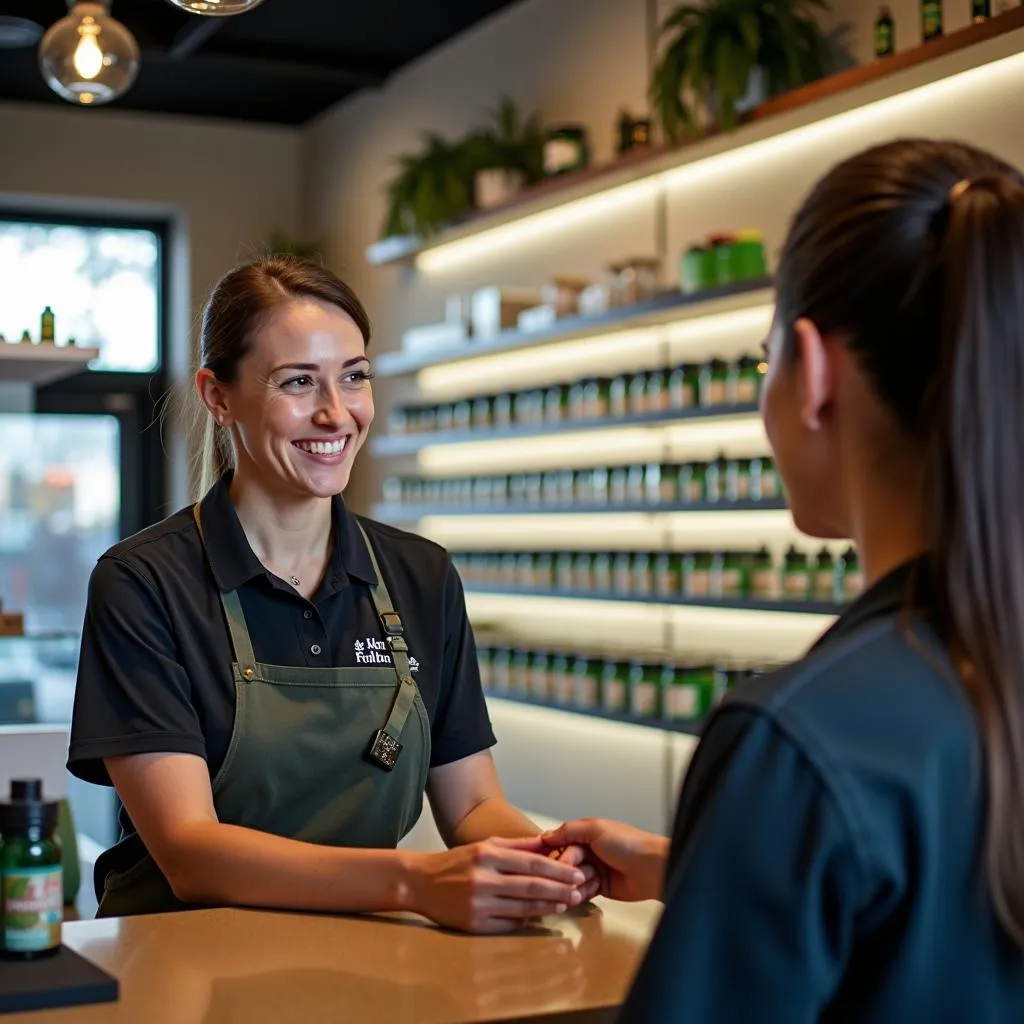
[38,1,139,107]
[164,0,266,14]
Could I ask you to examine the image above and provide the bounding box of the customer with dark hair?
[68,255,591,929]
[544,138,1024,1019]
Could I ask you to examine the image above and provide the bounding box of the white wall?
[0,100,302,505]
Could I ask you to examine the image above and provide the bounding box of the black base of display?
[0,945,118,1015]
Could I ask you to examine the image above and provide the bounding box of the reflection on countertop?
[2,899,662,1024]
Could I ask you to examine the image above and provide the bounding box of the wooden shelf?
[464,584,841,617]
[371,403,760,457]
[373,498,788,522]
[0,343,98,385]
[366,9,1024,269]
[486,691,706,736]
[375,278,773,378]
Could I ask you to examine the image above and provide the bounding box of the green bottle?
[1,779,62,960]
[875,6,895,57]
[922,0,943,40]
[39,307,55,344]
[972,0,989,21]
[814,547,837,603]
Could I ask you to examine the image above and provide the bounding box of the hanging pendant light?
[164,0,266,14]
[38,1,139,107]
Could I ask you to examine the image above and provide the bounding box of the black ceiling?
[0,0,524,124]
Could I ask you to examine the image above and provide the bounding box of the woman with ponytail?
[542,139,1024,1020]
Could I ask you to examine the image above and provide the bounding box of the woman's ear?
[793,317,833,431]
[195,368,234,428]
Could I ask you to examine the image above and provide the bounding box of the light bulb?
[38,1,139,106]
[72,22,103,80]
[164,0,265,14]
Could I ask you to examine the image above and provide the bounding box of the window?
[0,217,161,373]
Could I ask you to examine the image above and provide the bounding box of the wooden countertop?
[4,899,662,1023]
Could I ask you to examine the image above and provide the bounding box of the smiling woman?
[66,255,595,931]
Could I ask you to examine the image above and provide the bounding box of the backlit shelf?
[365,10,1024,271]
[463,584,841,618]
[375,278,773,378]
[373,498,788,522]
[0,343,99,385]
[371,403,760,458]
[486,691,706,737]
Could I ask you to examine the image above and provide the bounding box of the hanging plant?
[381,132,476,240]
[651,0,832,143]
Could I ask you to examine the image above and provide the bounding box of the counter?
[3,898,662,1023]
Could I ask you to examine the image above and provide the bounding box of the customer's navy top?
[620,559,1024,1023]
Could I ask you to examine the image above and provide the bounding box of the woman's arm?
[107,751,585,931]
[427,750,539,845]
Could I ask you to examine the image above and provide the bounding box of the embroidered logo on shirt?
[354,637,419,672]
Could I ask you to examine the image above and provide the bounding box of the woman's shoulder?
[95,504,202,589]
[353,514,453,574]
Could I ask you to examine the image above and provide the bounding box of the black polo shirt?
[620,559,1024,1022]
[67,473,496,794]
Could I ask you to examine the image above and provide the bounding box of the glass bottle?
[629,661,662,718]
[781,546,812,600]
[0,779,62,960]
[698,358,729,407]
[814,547,838,603]
[600,659,629,713]
[838,546,865,601]
[875,5,895,56]
[704,452,729,502]
[628,372,650,416]
[750,546,778,600]
[39,307,55,344]
[725,458,752,502]
[730,355,761,404]
[549,652,572,705]
[668,364,696,409]
[921,0,942,41]
[678,462,707,504]
[609,374,630,419]
[972,0,990,20]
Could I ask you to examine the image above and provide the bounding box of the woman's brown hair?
[189,255,371,496]
[775,137,1024,949]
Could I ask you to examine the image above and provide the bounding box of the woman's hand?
[541,819,670,903]
[407,836,586,934]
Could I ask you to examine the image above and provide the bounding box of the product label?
[575,677,599,709]
[760,473,779,499]
[634,569,652,595]
[734,378,758,403]
[529,670,549,699]
[719,568,744,597]
[732,475,751,500]
[665,684,698,720]
[655,570,680,597]
[685,481,704,503]
[816,570,836,602]
[602,679,626,712]
[784,571,810,599]
[660,480,677,502]
[844,571,864,599]
[553,674,574,704]
[632,682,657,716]
[686,569,711,598]
[706,380,726,405]
[752,569,780,599]
[3,867,62,952]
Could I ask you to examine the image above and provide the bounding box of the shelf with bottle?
[365,10,1024,272]
[373,350,764,458]
[376,277,774,378]
[375,454,785,522]
[477,642,777,736]
[452,545,862,612]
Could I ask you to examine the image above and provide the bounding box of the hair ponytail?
[774,139,1024,951]
[928,176,1024,948]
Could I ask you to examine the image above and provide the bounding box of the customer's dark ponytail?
[775,139,1024,950]
[927,175,1024,948]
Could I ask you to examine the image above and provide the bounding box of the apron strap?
[355,520,418,773]
[193,504,257,678]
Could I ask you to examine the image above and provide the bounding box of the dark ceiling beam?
[168,16,226,60]
[150,50,390,87]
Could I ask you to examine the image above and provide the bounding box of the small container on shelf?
[678,462,707,504]
[516,552,536,590]
[435,403,454,433]
[662,663,704,722]
[591,466,609,505]
[511,649,531,695]
[704,453,729,503]
[493,393,514,429]
[645,368,669,413]
[541,277,589,317]
[837,546,864,601]
[668,363,699,409]
[608,257,660,306]
[609,466,629,504]
[549,652,574,705]
[573,552,595,592]
[730,355,763,404]
[544,383,568,424]
[529,651,551,701]
[725,458,752,502]
[508,473,528,505]
[654,552,684,597]
[751,456,783,502]
[555,551,576,591]
[534,552,554,590]
[592,551,614,593]
[814,547,838,603]
[628,372,650,416]
[544,125,590,177]
[609,374,630,418]
[629,660,662,718]
[599,659,628,713]
[452,399,473,430]
[718,551,751,599]
[626,464,646,504]
[541,471,561,506]
[645,462,677,505]
[382,477,403,505]
[679,245,716,295]
[781,546,812,600]
[491,647,512,694]
[683,551,713,598]
[500,552,519,586]
[573,656,603,710]
[632,552,654,596]
[750,546,779,599]
[556,469,575,504]
[582,377,612,419]
[472,395,494,429]
[612,552,634,595]
[699,358,730,407]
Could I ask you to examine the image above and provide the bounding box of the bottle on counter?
[0,779,62,960]
[875,6,895,57]
[781,546,812,600]
[814,547,838,603]
[921,0,942,40]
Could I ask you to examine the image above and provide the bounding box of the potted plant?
[381,132,476,240]
[651,0,831,143]
[464,96,545,210]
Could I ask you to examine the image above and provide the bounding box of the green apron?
[95,506,431,917]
